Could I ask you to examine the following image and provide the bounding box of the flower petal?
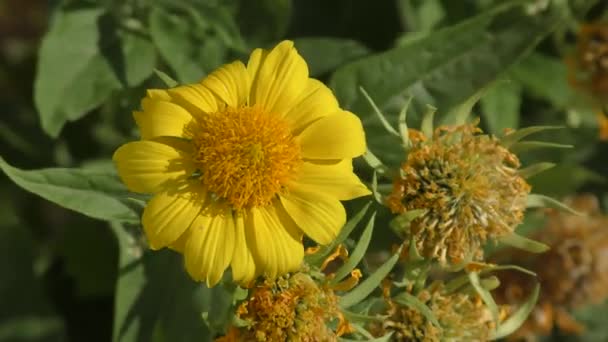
[200,61,250,109]
[292,160,371,200]
[113,139,195,193]
[246,204,304,278]
[284,79,339,134]
[142,184,205,250]
[280,185,346,245]
[248,40,309,117]
[134,98,194,139]
[231,213,257,284]
[184,210,235,286]
[298,110,366,159]
[168,84,219,118]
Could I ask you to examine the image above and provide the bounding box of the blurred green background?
[1,0,608,341]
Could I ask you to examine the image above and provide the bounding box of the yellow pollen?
[191,105,301,210]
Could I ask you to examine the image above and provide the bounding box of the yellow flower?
[113,40,370,286]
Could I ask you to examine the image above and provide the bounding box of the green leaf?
[294,38,370,77]
[330,1,561,165]
[332,212,376,283]
[518,162,556,179]
[360,87,399,137]
[34,9,156,137]
[340,249,401,309]
[0,157,139,223]
[500,125,563,147]
[510,52,576,109]
[526,193,582,215]
[305,201,371,266]
[154,69,179,88]
[492,283,540,339]
[111,223,213,342]
[393,292,440,327]
[480,81,522,134]
[421,105,437,138]
[499,232,550,253]
[468,272,499,322]
[509,140,573,153]
[339,332,393,342]
[149,6,225,83]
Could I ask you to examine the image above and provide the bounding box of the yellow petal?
[280,185,346,245]
[284,79,339,134]
[231,213,257,284]
[298,110,366,159]
[168,84,219,118]
[168,230,190,253]
[246,204,304,278]
[200,61,250,109]
[142,185,205,250]
[246,47,268,88]
[248,40,309,117]
[293,160,370,200]
[113,140,195,193]
[184,210,235,286]
[134,98,194,139]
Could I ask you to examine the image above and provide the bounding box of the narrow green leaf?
[393,292,440,327]
[154,69,179,88]
[500,231,549,253]
[371,171,383,205]
[526,193,582,215]
[500,125,563,147]
[340,250,401,308]
[360,87,400,137]
[421,105,437,138]
[518,162,556,178]
[0,157,139,223]
[342,310,386,323]
[509,140,573,153]
[468,272,499,322]
[339,332,393,342]
[305,202,371,266]
[333,212,376,282]
[443,80,495,126]
[492,283,540,339]
[445,264,535,293]
[398,96,413,149]
[362,149,392,177]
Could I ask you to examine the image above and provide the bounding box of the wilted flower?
[386,123,530,265]
[372,281,500,341]
[113,40,370,286]
[493,194,608,339]
[569,22,608,99]
[218,272,341,342]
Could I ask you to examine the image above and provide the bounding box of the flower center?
[191,105,301,210]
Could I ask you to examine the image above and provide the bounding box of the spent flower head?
[372,281,501,341]
[218,271,341,342]
[493,194,608,339]
[386,122,530,265]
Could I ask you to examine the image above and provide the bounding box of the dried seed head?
[387,123,530,265]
